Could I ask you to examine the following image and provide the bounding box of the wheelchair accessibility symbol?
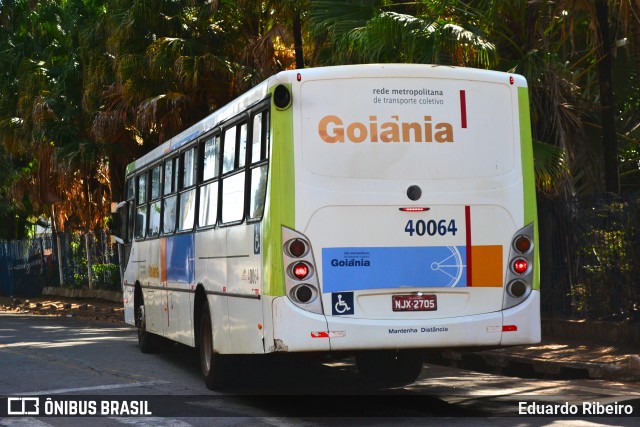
[332,292,354,315]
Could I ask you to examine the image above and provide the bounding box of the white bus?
[112,64,540,389]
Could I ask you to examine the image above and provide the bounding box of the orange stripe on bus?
[470,245,503,287]
[160,238,167,283]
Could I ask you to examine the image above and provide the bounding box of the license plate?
[392,294,437,312]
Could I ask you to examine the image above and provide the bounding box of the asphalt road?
[1,313,639,426]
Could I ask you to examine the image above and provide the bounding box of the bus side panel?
[139,240,164,336]
[226,223,265,354]
[207,294,230,354]
[163,234,196,347]
[195,228,230,353]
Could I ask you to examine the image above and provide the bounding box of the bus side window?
[198,135,220,228]
[135,172,148,239]
[248,110,269,220]
[148,165,161,237]
[179,147,197,231]
[163,158,177,234]
[221,122,245,224]
[126,177,135,242]
[223,126,236,174]
[238,123,248,168]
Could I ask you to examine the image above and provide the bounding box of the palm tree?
[308,0,498,67]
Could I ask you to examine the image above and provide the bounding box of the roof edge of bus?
[276,63,527,84]
[125,64,526,175]
[125,75,277,175]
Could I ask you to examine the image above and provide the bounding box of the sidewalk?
[431,318,640,381]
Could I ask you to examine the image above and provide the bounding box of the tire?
[135,299,160,353]
[356,349,423,385]
[199,301,231,390]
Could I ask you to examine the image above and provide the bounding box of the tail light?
[282,227,323,314]
[290,261,312,280]
[512,258,529,275]
[503,223,535,309]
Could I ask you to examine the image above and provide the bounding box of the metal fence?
[2,195,639,322]
[540,192,640,322]
[0,231,120,297]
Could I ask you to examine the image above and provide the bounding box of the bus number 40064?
[405,219,458,237]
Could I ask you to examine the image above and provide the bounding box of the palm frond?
[533,139,569,194]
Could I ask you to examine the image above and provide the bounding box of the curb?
[432,348,640,381]
[41,287,122,303]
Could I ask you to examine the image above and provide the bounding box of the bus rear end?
[270,65,539,374]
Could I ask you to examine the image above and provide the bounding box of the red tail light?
[399,207,430,212]
[292,262,310,280]
[513,258,528,275]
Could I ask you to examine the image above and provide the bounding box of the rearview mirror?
[109,201,128,244]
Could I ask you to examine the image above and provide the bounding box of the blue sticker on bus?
[332,292,354,315]
[322,246,467,293]
[254,224,261,254]
[165,234,195,284]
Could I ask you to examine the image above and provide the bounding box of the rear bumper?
[271,291,540,352]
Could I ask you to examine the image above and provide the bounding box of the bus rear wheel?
[199,302,230,390]
[355,349,423,385]
[135,298,160,353]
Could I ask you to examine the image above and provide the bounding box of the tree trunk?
[595,0,620,194]
[633,0,640,78]
[293,9,305,69]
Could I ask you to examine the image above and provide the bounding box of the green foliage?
[92,263,120,290]
[308,1,497,67]
[576,197,640,321]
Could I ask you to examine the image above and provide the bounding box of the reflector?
[295,285,313,303]
[288,239,306,257]
[514,235,532,253]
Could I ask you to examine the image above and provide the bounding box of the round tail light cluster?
[282,231,321,311]
[503,223,536,309]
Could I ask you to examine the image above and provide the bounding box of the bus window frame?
[124,96,272,239]
[219,115,249,227]
[177,145,198,233]
[162,155,179,236]
[147,163,163,239]
[197,130,222,230]
[125,176,135,243]
[246,105,270,224]
[134,171,149,240]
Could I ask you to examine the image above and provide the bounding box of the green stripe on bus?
[126,162,136,176]
[263,84,295,297]
[518,86,540,291]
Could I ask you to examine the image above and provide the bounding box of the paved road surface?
[1,313,639,426]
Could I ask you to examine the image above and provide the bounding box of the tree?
[308,0,497,67]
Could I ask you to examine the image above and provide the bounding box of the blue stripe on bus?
[170,130,202,151]
[322,246,467,293]
[165,234,195,285]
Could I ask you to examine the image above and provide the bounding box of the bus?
[111,64,540,389]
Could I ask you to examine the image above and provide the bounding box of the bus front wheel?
[355,349,423,385]
[199,302,230,390]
